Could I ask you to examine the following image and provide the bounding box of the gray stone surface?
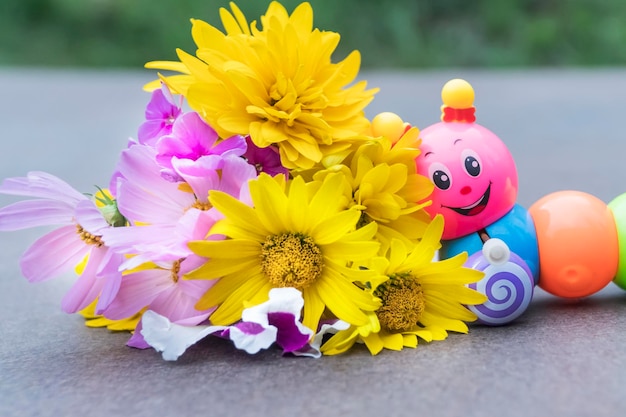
[1,68,626,417]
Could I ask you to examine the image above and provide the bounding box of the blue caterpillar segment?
[441,204,540,285]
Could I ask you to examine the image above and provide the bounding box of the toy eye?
[428,162,452,190]
[461,149,481,177]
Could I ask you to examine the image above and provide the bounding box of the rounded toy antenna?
[440,79,476,123]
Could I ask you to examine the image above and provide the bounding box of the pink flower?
[102,255,215,326]
[137,83,183,146]
[102,144,256,267]
[155,112,247,182]
[0,171,122,313]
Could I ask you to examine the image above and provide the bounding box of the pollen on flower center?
[170,259,182,283]
[374,273,425,332]
[191,200,212,211]
[76,225,104,247]
[260,232,324,289]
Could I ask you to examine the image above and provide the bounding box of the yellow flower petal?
[208,274,269,325]
[316,273,377,326]
[310,210,360,245]
[362,333,384,355]
[186,254,260,281]
[194,265,263,310]
[302,285,325,333]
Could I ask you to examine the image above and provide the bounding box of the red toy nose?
[460,186,472,195]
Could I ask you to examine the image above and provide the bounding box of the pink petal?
[150,286,212,324]
[75,200,109,234]
[95,251,124,313]
[0,200,74,231]
[117,146,173,193]
[216,156,258,197]
[138,120,171,146]
[116,179,191,224]
[172,156,221,201]
[105,224,192,270]
[212,134,247,157]
[126,320,150,349]
[19,225,88,282]
[0,171,86,204]
[103,269,172,320]
[172,112,218,154]
[156,135,197,165]
[61,246,107,313]
[96,272,122,314]
[177,209,221,242]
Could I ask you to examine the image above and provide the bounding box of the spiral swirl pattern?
[467,253,535,325]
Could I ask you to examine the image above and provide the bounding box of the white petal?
[241,287,305,325]
[140,310,226,361]
[228,325,277,354]
[292,320,351,358]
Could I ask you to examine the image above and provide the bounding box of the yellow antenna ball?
[371,112,406,143]
[441,79,475,109]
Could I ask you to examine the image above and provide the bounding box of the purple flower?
[243,136,289,177]
[138,83,183,146]
[0,172,122,313]
[155,112,247,182]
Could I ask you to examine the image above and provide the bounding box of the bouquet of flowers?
[0,1,486,359]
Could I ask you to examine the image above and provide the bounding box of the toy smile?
[444,183,491,216]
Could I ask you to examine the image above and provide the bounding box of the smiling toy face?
[416,121,518,240]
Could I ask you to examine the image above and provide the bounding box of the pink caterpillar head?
[416,79,518,240]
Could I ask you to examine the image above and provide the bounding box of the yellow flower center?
[374,273,425,332]
[260,232,324,289]
[170,259,182,283]
[191,200,212,211]
[356,211,372,229]
[76,225,104,247]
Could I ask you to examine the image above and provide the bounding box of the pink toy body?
[417,121,518,240]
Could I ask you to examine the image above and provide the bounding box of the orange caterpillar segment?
[529,191,619,298]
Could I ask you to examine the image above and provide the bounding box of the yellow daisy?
[314,126,434,251]
[321,215,487,355]
[145,1,378,170]
[186,172,383,332]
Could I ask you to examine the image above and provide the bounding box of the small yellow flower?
[146,1,378,170]
[321,215,487,355]
[186,172,383,332]
[314,126,435,251]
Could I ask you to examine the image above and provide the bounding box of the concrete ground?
[1,68,625,417]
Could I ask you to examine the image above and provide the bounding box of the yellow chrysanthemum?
[321,215,487,355]
[314,126,434,251]
[145,1,378,170]
[186,172,383,331]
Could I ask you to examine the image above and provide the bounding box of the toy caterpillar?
[409,79,626,325]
